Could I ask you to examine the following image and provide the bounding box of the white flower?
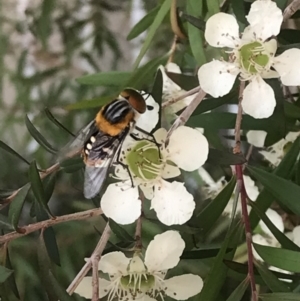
[197,0,300,119]
[247,130,300,166]
[102,126,209,226]
[75,231,203,301]
[160,63,194,113]
[199,168,259,216]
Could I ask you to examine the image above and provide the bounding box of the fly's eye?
[121,88,146,114]
[147,105,154,111]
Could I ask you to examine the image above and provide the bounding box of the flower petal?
[145,230,185,271]
[135,93,159,132]
[259,209,284,238]
[292,225,300,247]
[164,275,203,300]
[246,130,267,147]
[99,251,130,275]
[198,60,239,97]
[161,163,181,179]
[243,175,259,201]
[101,184,141,225]
[273,49,300,86]
[167,126,209,171]
[166,62,181,74]
[246,0,283,41]
[154,128,167,144]
[74,277,111,299]
[205,12,240,48]
[151,180,195,226]
[140,185,154,200]
[242,77,276,119]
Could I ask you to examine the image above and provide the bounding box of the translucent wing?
[58,120,96,162]
[83,127,130,199]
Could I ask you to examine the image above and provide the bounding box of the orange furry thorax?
[95,110,135,136]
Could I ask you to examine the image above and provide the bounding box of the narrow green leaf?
[249,201,300,252]
[250,137,300,227]
[284,101,300,119]
[247,165,300,216]
[207,149,246,165]
[255,262,291,293]
[231,0,247,24]
[181,248,232,259]
[259,292,300,301]
[65,95,114,110]
[29,161,53,218]
[109,219,134,242]
[254,244,300,273]
[0,141,30,165]
[0,265,13,283]
[8,183,31,230]
[25,115,57,154]
[77,71,131,86]
[43,227,61,266]
[0,214,14,231]
[197,177,236,233]
[186,1,206,65]
[151,69,163,130]
[132,0,171,69]
[47,271,74,301]
[179,11,205,31]
[225,277,249,301]
[44,108,74,136]
[274,0,288,10]
[166,73,199,91]
[198,224,242,301]
[127,6,160,40]
[43,174,56,204]
[5,249,20,299]
[127,55,168,90]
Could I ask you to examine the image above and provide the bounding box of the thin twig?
[167,35,178,64]
[233,80,257,301]
[233,81,245,155]
[166,88,207,141]
[67,223,112,295]
[162,86,201,108]
[134,189,144,251]
[92,254,100,301]
[235,165,258,301]
[0,208,103,244]
[283,0,300,21]
[170,0,187,40]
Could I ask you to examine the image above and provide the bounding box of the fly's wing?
[58,120,96,162]
[83,128,129,199]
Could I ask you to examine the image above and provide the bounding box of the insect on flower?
[61,89,152,199]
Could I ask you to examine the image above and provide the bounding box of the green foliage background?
[1,0,300,300]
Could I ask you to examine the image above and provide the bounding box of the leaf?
[0,141,30,165]
[198,223,242,301]
[0,266,13,283]
[132,0,171,69]
[43,174,56,204]
[5,249,19,299]
[77,71,131,86]
[109,219,134,242]
[186,0,206,65]
[65,95,114,110]
[44,108,74,136]
[127,55,168,90]
[127,6,160,40]
[179,11,205,31]
[225,277,249,301]
[254,244,300,273]
[274,0,288,10]
[278,29,300,44]
[196,177,236,233]
[25,115,57,154]
[249,137,300,227]
[247,165,300,216]
[277,43,300,55]
[47,271,74,301]
[181,248,233,259]
[29,161,53,218]
[8,183,31,230]
[259,293,300,301]
[151,69,163,130]
[166,73,199,91]
[43,227,61,266]
[249,201,300,252]
[255,262,291,293]
[231,0,247,24]
[207,149,246,165]
[0,214,14,231]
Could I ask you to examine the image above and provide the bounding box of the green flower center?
[239,42,269,74]
[120,274,155,293]
[126,141,162,181]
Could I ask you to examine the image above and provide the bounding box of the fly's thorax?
[96,99,135,136]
